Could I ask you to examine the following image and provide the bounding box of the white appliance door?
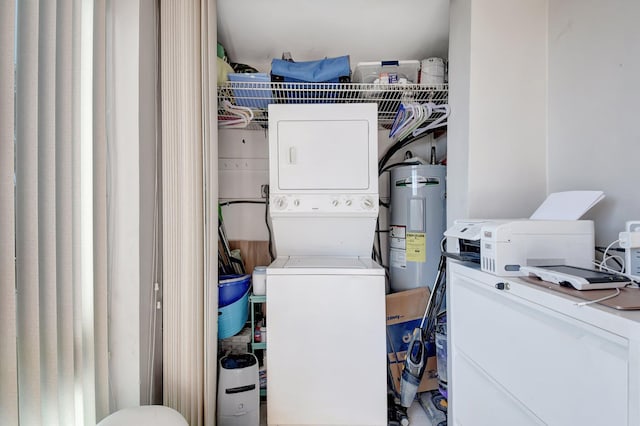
[275,119,372,191]
[266,273,386,425]
[271,216,377,258]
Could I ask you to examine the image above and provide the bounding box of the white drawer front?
[451,272,629,425]
[453,351,545,426]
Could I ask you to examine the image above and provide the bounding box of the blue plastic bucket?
[218,274,251,308]
[218,287,250,339]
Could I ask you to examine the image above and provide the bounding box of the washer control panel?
[270,194,379,214]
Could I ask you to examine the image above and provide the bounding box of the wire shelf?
[217,82,448,130]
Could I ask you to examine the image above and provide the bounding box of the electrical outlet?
[625,221,640,280]
[261,184,269,199]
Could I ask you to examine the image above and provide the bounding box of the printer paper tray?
[444,251,480,264]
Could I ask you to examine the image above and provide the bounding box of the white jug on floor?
[97,405,188,426]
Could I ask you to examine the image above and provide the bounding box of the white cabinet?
[449,261,640,426]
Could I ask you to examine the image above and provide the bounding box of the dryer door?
[268,103,378,195]
[275,119,371,191]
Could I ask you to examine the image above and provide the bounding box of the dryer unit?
[266,104,386,426]
[268,103,379,258]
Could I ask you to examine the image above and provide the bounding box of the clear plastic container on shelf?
[352,60,421,84]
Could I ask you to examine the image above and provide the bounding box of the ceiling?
[217,0,450,75]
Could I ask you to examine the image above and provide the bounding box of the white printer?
[444,219,595,276]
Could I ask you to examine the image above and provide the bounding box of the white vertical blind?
[92,0,110,420]
[38,0,61,422]
[79,0,97,423]
[16,2,43,423]
[55,0,77,423]
[0,0,109,424]
[0,0,18,423]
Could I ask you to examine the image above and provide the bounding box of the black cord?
[595,246,625,253]
[595,246,624,269]
[372,220,380,263]
[376,219,382,265]
[219,200,266,206]
[265,198,275,262]
[378,129,436,174]
[219,199,275,261]
[380,161,422,175]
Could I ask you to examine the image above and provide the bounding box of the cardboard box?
[386,287,438,394]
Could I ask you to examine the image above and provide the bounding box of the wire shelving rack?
[217,82,448,130]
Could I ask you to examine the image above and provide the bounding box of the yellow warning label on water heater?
[406,233,426,263]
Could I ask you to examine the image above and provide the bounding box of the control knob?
[361,197,375,210]
[273,196,288,210]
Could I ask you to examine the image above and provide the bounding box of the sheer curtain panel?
[0,0,109,425]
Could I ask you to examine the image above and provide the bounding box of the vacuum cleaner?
[399,254,447,408]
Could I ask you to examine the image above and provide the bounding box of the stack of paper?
[529,190,605,220]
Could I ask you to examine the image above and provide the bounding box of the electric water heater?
[389,164,446,292]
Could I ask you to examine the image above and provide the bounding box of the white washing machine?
[266,104,387,425]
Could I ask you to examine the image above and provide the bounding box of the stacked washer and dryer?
[266,103,387,425]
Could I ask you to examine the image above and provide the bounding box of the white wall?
[108,0,143,410]
[447,0,472,224]
[218,129,270,241]
[548,0,640,245]
[108,0,161,410]
[448,0,548,224]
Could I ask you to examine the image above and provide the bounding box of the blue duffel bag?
[271,55,351,103]
[271,55,351,83]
